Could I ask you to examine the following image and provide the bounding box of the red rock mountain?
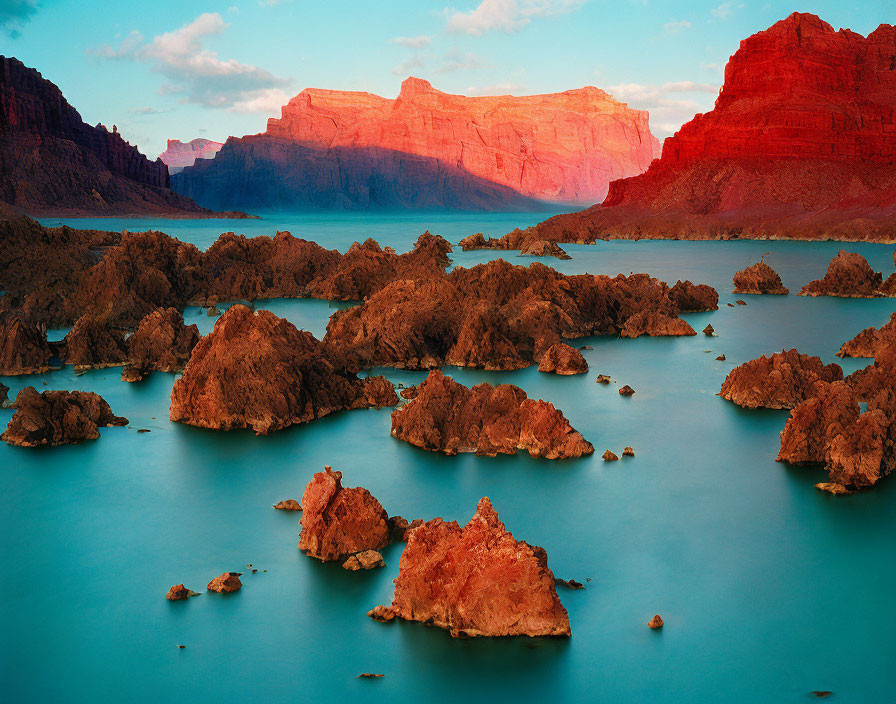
[173,77,659,211]
[501,13,896,243]
[0,56,218,216]
[159,138,224,173]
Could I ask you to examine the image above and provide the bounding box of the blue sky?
[2,1,892,159]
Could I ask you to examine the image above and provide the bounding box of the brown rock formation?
[619,385,635,395]
[173,76,659,211]
[342,550,386,571]
[165,584,199,600]
[669,280,719,311]
[733,261,789,294]
[389,370,593,459]
[703,324,715,336]
[620,311,696,338]
[520,240,571,260]
[169,306,397,435]
[838,312,896,358]
[799,251,885,297]
[387,516,423,542]
[324,259,710,371]
[367,605,396,622]
[648,615,664,629]
[207,572,242,593]
[273,499,301,511]
[488,14,896,245]
[0,56,229,217]
[623,446,635,457]
[122,308,199,382]
[602,450,619,461]
[1,387,127,446]
[719,349,843,409]
[298,467,389,561]
[0,382,8,406]
[377,497,570,638]
[0,310,53,374]
[777,381,861,465]
[538,343,588,375]
[596,374,611,384]
[60,313,128,371]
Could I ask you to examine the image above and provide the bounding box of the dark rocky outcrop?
[0,310,53,375]
[799,251,887,297]
[207,572,242,593]
[389,369,593,459]
[121,308,199,382]
[60,313,128,371]
[372,497,570,638]
[837,312,896,358]
[298,467,389,562]
[1,387,127,446]
[170,305,397,435]
[165,584,200,601]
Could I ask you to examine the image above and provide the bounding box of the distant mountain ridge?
[172,77,660,211]
[160,138,224,174]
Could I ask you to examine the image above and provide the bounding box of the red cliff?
[373,497,570,638]
[499,13,896,244]
[0,56,223,216]
[173,77,659,211]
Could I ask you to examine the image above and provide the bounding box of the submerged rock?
[367,605,396,623]
[719,349,842,409]
[165,584,200,601]
[169,305,397,435]
[390,369,593,459]
[376,497,570,638]
[207,572,242,593]
[298,467,389,561]
[538,343,588,375]
[555,578,585,589]
[273,499,301,511]
[733,261,789,295]
[814,483,852,496]
[1,387,127,447]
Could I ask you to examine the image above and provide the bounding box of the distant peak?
[400,76,435,98]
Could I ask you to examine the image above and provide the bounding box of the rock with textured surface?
[273,499,301,511]
[602,450,619,461]
[486,14,896,244]
[122,308,199,382]
[777,381,861,465]
[379,497,570,638]
[165,584,199,601]
[390,370,593,459]
[719,349,843,409]
[733,261,789,295]
[669,280,719,312]
[342,550,386,571]
[620,311,696,338]
[619,385,635,395]
[0,310,53,374]
[170,305,397,435]
[60,313,128,371]
[1,387,127,446]
[648,615,664,629]
[838,312,896,358]
[799,251,884,297]
[298,467,389,561]
[173,76,659,210]
[538,343,588,375]
[207,572,242,593]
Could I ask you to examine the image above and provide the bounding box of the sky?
[1,0,892,159]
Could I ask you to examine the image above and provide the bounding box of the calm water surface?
[3,213,895,702]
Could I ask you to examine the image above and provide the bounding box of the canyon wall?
[159,138,224,173]
[173,77,660,211]
[0,56,213,216]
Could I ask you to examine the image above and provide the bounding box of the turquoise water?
[4,213,896,703]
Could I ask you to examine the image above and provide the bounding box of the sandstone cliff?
[173,76,659,211]
[159,138,223,173]
[490,13,896,245]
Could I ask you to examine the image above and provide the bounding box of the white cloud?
[465,82,527,96]
[710,2,736,19]
[663,20,691,34]
[228,88,290,113]
[389,35,432,49]
[445,0,586,36]
[89,13,291,113]
[608,80,719,139]
[130,106,167,115]
[392,55,425,76]
[435,49,488,73]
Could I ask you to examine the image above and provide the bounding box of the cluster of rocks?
[799,251,896,298]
